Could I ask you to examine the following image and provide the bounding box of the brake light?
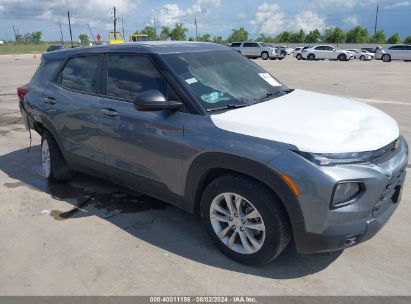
[17,85,29,102]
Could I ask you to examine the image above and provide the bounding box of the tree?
[322,27,345,44]
[198,33,211,42]
[305,29,321,43]
[138,26,158,41]
[212,36,224,44]
[291,29,305,43]
[31,32,42,44]
[78,34,90,45]
[227,27,248,43]
[255,33,275,43]
[170,23,188,41]
[346,26,369,43]
[373,30,386,44]
[387,33,401,44]
[404,35,411,44]
[274,31,292,43]
[160,26,171,40]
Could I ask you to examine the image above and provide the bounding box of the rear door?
[243,42,259,57]
[404,45,411,60]
[50,55,105,175]
[313,46,325,59]
[98,53,185,199]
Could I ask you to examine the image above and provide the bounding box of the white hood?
[210,89,399,153]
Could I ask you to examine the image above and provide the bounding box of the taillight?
[17,85,29,102]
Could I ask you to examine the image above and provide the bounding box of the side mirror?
[133,90,182,112]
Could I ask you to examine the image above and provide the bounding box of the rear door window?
[61,56,101,94]
[243,43,258,47]
[230,43,241,47]
[106,54,178,101]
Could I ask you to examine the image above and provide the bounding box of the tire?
[261,52,269,60]
[338,54,347,61]
[296,54,302,60]
[41,131,72,182]
[278,57,284,60]
[307,53,315,61]
[201,174,291,265]
[382,54,391,62]
[359,55,365,61]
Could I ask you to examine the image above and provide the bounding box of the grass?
[0,42,79,55]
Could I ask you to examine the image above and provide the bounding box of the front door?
[98,54,185,201]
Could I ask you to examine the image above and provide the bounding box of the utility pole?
[153,16,157,34]
[194,17,198,40]
[67,11,73,47]
[121,17,125,41]
[59,23,64,45]
[374,4,379,42]
[87,24,96,43]
[113,6,117,40]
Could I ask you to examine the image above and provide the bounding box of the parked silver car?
[230,42,282,60]
[375,44,411,62]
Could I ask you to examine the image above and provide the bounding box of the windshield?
[161,50,287,111]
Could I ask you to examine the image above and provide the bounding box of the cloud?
[0,0,141,29]
[154,0,221,27]
[237,12,247,19]
[312,0,377,9]
[250,3,284,34]
[250,3,326,34]
[343,16,359,27]
[385,1,411,9]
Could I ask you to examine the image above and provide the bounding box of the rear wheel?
[296,54,302,60]
[201,174,291,265]
[359,55,365,61]
[382,54,391,62]
[41,131,72,182]
[307,53,315,61]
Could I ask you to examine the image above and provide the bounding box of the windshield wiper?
[206,103,250,112]
[254,89,294,104]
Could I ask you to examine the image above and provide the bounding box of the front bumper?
[269,136,408,254]
[295,164,406,254]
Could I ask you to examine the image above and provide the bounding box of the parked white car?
[375,44,411,62]
[301,45,355,61]
[346,49,374,61]
[294,46,311,60]
[230,42,282,60]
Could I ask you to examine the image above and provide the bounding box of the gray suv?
[230,42,283,60]
[19,42,408,265]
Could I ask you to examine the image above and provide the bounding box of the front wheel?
[201,174,291,265]
[41,131,72,182]
[296,54,302,60]
[338,54,347,61]
[359,55,365,61]
[261,52,269,60]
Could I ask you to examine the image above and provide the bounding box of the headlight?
[294,150,373,165]
[331,182,363,209]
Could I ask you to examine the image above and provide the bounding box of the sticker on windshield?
[185,78,198,85]
[201,92,223,103]
[258,73,281,87]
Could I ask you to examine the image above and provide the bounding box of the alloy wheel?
[209,192,266,254]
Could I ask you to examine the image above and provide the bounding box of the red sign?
[96,33,101,41]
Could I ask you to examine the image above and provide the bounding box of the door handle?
[101,108,119,117]
[44,97,56,104]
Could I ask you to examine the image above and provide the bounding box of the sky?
[0,0,410,41]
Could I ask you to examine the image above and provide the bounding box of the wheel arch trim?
[183,152,306,235]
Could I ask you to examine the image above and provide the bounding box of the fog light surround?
[330,181,364,209]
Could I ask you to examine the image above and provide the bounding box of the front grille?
[371,138,400,162]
